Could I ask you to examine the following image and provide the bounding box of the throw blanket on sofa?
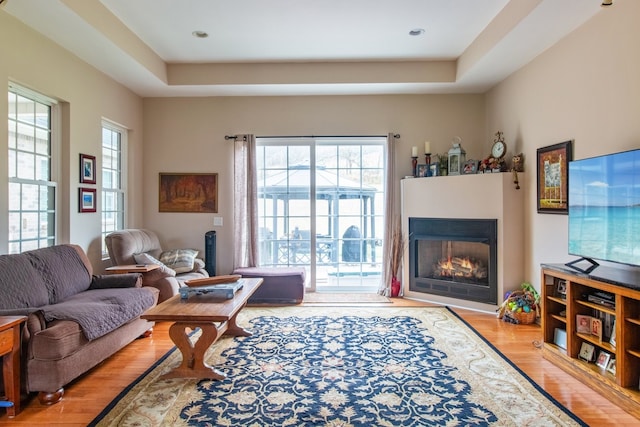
[40,288,156,341]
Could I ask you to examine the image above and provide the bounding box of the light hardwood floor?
[0,297,637,426]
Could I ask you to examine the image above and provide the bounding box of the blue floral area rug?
[90,307,586,426]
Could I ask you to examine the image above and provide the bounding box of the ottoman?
[233,267,306,304]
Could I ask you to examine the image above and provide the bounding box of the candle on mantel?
[411,146,418,157]
[424,141,431,154]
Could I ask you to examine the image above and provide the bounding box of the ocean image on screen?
[568,149,640,267]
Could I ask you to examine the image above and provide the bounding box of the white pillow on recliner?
[159,249,199,274]
[133,252,176,277]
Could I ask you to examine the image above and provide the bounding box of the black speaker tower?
[205,230,216,276]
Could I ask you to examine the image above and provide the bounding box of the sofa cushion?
[40,287,157,340]
[159,249,198,274]
[27,245,92,304]
[30,319,88,361]
[0,252,49,309]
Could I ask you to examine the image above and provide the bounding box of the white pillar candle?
[411,146,418,157]
[424,141,431,154]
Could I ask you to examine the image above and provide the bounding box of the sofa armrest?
[90,273,142,289]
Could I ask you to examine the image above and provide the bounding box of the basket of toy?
[497,283,540,324]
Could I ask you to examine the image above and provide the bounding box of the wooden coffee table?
[141,277,262,380]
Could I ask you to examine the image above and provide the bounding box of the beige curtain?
[233,134,259,268]
[379,133,399,296]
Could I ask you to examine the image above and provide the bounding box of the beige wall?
[142,95,485,274]
[485,0,640,288]
[0,12,144,265]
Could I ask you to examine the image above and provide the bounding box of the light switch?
[213,216,223,226]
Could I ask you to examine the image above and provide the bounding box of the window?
[101,121,126,255]
[256,137,386,291]
[7,85,57,254]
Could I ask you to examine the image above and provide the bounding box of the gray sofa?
[0,244,158,405]
[105,229,209,302]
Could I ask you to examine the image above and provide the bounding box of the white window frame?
[101,120,127,256]
[7,83,59,254]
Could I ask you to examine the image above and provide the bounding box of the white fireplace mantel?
[401,172,525,313]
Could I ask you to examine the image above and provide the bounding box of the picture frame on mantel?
[536,140,572,214]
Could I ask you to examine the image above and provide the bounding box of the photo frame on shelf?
[578,342,595,362]
[416,164,429,178]
[606,358,616,375]
[536,140,572,214]
[596,350,611,370]
[429,162,439,177]
[609,319,617,347]
[576,314,591,334]
[463,159,478,174]
[79,187,96,213]
[159,173,218,213]
[79,153,96,184]
[555,280,567,299]
[591,318,603,341]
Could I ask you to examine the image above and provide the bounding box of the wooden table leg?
[1,319,24,417]
[225,303,252,337]
[163,322,226,380]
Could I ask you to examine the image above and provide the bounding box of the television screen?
[568,149,640,267]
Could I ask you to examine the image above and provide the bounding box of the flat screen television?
[567,149,640,273]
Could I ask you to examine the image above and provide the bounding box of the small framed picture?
[555,280,567,299]
[576,315,592,334]
[591,318,603,341]
[596,350,611,369]
[579,342,595,362]
[80,153,96,184]
[463,160,478,174]
[416,164,429,177]
[79,187,97,213]
[429,162,439,177]
[606,358,616,375]
[609,319,617,347]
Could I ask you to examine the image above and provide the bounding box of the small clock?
[491,131,506,159]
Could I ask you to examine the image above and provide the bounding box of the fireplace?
[409,217,497,304]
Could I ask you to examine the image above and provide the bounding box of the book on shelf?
[554,328,567,350]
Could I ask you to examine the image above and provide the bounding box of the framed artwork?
[429,162,439,177]
[606,358,616,375]
[159,173,218,213]
[79,187,96,213]
[80,154,96,184]
[536,140,572,214]
[596,350,611,370]
[416,164,429,177]
[463,160,478,174]
[555,280,567,299]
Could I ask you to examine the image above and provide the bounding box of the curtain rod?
[225,134,400,140]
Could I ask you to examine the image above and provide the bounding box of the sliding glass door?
[256,137,385,291]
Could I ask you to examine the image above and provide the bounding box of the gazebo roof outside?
[257,164,377,200]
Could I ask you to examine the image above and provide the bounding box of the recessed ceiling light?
[409,28,425,36]
[192,30,209,38]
